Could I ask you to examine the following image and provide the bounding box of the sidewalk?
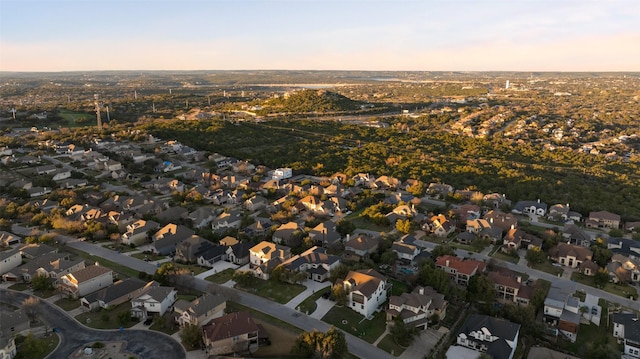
[285,280,331,310]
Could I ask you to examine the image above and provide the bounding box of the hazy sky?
[1,0,638,72]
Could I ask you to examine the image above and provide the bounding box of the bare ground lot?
[252,318,299,357]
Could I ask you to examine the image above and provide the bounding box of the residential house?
[173,293,227,327]
[197,244,228,268]
[244,218,271,238]
[131,286,178,319]
[80,278,153,311]
[188,207,215,229]
[488,271,531,305]
[608,237,640,259]
[586,210,621,229]
[121,219,160,246]
[175,236,216,263]
[249,241,291,265]
[298,195,331,215]
[483,210,517,232]
[454,189,483,202]
[466,218,503,243]
[211,210,243,233]
[427,183,454,198]
[392,241,420,263]
[342,269,388,318]
[562,224,593,248]
[19,243,56,259]
[607,254,640,283]
[3,252,84,283]
[549,243,593,268]
[272,222,304,247]
[202,312,262,356]
[272,167,292,180]
[0,249,21,276]
[58,264,114,298]
[579,260,600,277]
[612,312,640,358]
[547,204,571,222]
[344,234,380,261]
[429,214,455,238]
[448,314,520,359]
[225,242,251,266]
[151,223,195,256]
[0,309,29,359]
[387,286,447,330]
[502,227,542,252]
[156,206,189,224]
[512,200,548,216]
[244,195,268,212]
[435,255,486,286]
[308,220,342,247]
[281,246,341,282]
[451,204,481,225]
[543,284,581,342]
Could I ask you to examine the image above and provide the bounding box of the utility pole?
[94,94,102,131]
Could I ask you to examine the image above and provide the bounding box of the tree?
[608,228,624,238]
[180,324,203,350]
[467,274,496,304]
[154,262,179,285]
[592,246,613,268]
[525,248,546,265]
[22,296,40,323]
[331,284,348,306]
[291,327,347,359]
[19,332,48,358]
[117,309,132,326]
[335,219,356,237]
[395,219,412,234]
[430,245,455,259]
[31,274,54,292]
[389,317,418,347]
[593,268,610,288]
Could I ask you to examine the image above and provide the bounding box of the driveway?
[285,279,331,309]
[0,289,186,359]
[399,327,445,359]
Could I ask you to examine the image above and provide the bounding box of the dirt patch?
[252,318,299,357]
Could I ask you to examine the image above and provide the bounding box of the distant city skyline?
[1,0,638,72]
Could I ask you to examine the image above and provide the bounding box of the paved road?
[0,289,185,359]
[55,235,394,359]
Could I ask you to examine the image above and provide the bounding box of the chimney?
[445,259,450,267]
[490,218,494,223]
[346,234,350,241]
[516,276,521,283]
[419,287,424,295]
[511,224,515,230]
[537,198,540,203]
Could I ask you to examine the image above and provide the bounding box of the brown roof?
[70,265,112,283]
[550,243,593,261]
[203,311,259,342]
[345,234,380,251]
[589,211,621,221]
[488,271,520,289]
[344,269,386,298]
[435,255,486,275]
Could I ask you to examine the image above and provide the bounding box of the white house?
[58,265,114,298]
[0,249,22,276]
[131,286,178,319]
[342,269,387,318]
[612,312,640,358]
[449,314,520,359]
[272,167,292,180]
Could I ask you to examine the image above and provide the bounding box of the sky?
[1,0,639,72]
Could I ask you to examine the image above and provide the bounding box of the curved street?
[0,289,186,359]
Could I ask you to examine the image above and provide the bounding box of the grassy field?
[174,263,209,276]
[205,268,236,284]
[251,318,299,357]
[389,279,409,297]
[530,260,564,276]
[55,297,81,311]
[58,109,95,127]
[130,252,166,261]
[557,322,620,357]
[149,312,179,335]
[321,306,386,343]
[14,333,59,359]
[376,334,406,356]
[491,250,520,264]
[74,302,139,330]
[571,272,638,300]
[236,279,306,304]
[297,287,330,315]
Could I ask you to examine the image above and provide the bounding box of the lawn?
[297,287,330,315]
[103,244,136,253]
[58,109,95,128]
[8,283,30,291]
[74,302,139,330]
[55,297,81,311]
[149,312,179,335]
[131,252,166,261]
[174,263,209,276]
[205,268,236,284]
[571,272,638,300]
[389,279,409,297]
[376,334,406,356]
[14,333,59,359]
[530,260,564,276]
[491,250,520,264]
[321,306,387,344]
[557,322,620,357]
[235,278,306,304]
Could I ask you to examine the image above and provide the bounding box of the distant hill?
[258,89,365,114]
